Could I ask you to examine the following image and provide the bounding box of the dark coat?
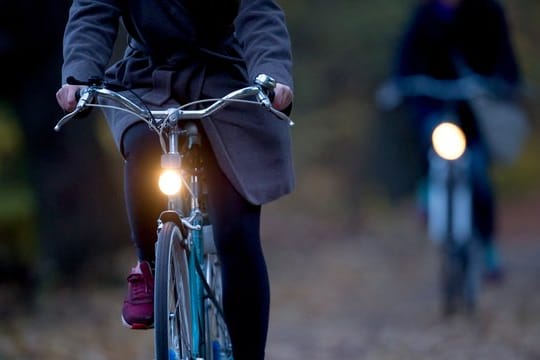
[61,0,295,205]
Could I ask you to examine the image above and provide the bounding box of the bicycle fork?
[427,152,472,245]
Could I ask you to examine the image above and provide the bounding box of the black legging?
[122,121,269,360]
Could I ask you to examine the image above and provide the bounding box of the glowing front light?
[159,170,182,195]
[432,122,467,160]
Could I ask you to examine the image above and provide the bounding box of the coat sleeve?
[61,0,123,84]
[234,0,293,89]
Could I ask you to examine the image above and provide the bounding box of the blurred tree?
[0,1,128,295]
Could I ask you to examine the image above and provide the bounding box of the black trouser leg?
[122,122,166,262]
[203,142,269,360]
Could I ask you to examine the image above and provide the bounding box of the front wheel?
[440,239,480,316]
[155,221,192,360]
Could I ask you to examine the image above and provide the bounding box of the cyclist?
[55,1,294,359]
[385,0,522,281]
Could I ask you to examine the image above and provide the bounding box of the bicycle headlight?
[432,122,467,160]
[159,169,182,195]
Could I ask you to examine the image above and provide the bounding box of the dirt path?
[265,198,540,360]
[1,194,540,359]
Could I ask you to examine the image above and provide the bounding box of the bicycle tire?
[155,221,192,360]
[440,240,479,316]
[440,239,467,316]
[461,239,481,313]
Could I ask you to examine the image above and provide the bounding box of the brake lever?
[268,106,294,126]
[54,109,81,132]
[54,88,95,132]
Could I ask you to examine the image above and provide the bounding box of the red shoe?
[121,261,154,329]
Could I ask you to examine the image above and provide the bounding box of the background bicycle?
[376,73,527,315]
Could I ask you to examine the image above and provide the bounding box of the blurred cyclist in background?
[380,0,523,282]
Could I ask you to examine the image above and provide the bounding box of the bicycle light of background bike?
[432,122,467,161]
[159,153,182,196]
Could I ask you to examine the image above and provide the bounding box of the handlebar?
[375,74,518,111]
[54,74,293,132]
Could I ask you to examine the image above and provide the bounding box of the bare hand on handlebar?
[272,83,293,111]
[56,84,85,112]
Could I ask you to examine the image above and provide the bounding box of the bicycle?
[376,74,505,315]
[54,73,292,360]
[427,110,479,315]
